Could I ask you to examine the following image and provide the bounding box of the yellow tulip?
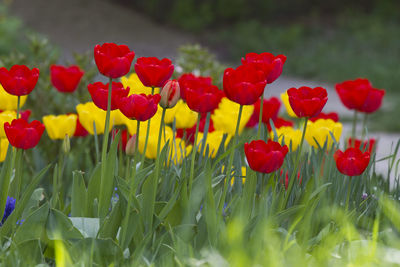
[0,138,9,162]
[110,109,129,126]
[270,126,302,151]
[305,119,342,149]
[212,97,254,135]
[169,138,192,165]
[0,111,16,137]
[280,92,297,118]
[43,114,77,140]
[0,84,27,110]
[196,130,232,158]
[167,100,197,128]
[121,73,159,95]
[76,102,109,135]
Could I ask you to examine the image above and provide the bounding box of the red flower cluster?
[335,78,385,113]
[334,147,370,176]
[0,65,39,96]
[348,138,376,154]
[287,86,328,118]
[186,83,224,114]
[4,119,45,149]
[94,43,135,78]
[88,82,129,111]
[309,112,339,122]
[241,52,286,84]
[50,65,84,93]
[178,73,212,101]
[134,57,174,88]
[118,94,161,121]
[245,140,288,173]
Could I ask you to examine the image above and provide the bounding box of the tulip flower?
[305,119,342,149]
[212,97,254,135]
[185,82,223,113]
[280,91,297,118]
[50,65,84,93]
[136,121,174,159]
[0,111,17,137]
[0,65,39,96]
[88,81,129,111]
[177,115,215,144]
[125,134,136,156]
[287,87,328,118]
[309,112,339,122]
[270,117,294,131]
[335,78,385,113]
[254,97,281,124]
[196,130,232,158]
[0,138,8,162]
[244,139,288,174]
[167,100,198,129]
[0,85,28,111]
[121,73,159,95]
[134,57,174,88]
[118,94,161,121]
[241,52,286,84]
[223,64,267,105]
[270,126,302,151]
[334,147,370,176]
[94,43,135,78]
[4,118,45,149]
[159,80,180,109]
[348,138,376,154]
[76,102,112,135]
[43,114,77,140]
[178,73,212,101]
[73,115,89,137]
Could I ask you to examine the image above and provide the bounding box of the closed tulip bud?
[159,80,180,109]
[125,134,136,156]
[63,134,70,154]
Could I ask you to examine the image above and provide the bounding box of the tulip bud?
[125,134,137,156]
[63,134,70,154]
[159,80,180,109]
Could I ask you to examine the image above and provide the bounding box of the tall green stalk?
[219,104,243,212]
[257,93,264,139]
[98,77,113,218]
[361,113,368,141]
[140,87,155,168]
[351,110,358,146]
[188,115,200,197]
[346,177,352,211]
[16,96,20,119]
[199,112,211,161]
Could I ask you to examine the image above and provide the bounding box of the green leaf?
[0,145,14,222]
[71,170,87,217]
[69,217,100,238]
[46,208,83,240]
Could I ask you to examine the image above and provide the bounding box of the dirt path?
[9,0,400,179]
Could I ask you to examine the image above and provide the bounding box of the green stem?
[188,115,200,197]
[351,110,358,146]
[219,105,243,212]
[156,108,167,157]
[257,93,264,139]
[284,117,308,208]
[361,113,368,142]
[16,96,20,119]
[199,112,211,160]
[13,149,23,200]
[140,87,155,168]
[98,77,113,218]
[93,122,100,162]
[346,176,352,211]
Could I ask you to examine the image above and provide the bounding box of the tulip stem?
[257,93,264,139]
[346,176,352,211]
[199,112,211,161]
[361,113,368,142]
[16,96,20,119]
[140,87,155,168]
[188,115,200,197]
[156,108,166,157]
[219,104,243,213]
[284,117,308,208]
[13,149,23,200]
[98,77,113,218]
[351,111,358,146]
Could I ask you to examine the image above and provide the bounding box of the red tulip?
[334,147,370,176]
[159,80,180,109]
[88,82,129,111]
[4,118,45,149]
[241,52,286,84]
[309,112,339,122]
[185,83,223,113]
[244,139,288,173]
[223,64,267,105]
[348,138,376,154]
[178,73,213,101]
[335,78,385,113]
[134,57,174,88]
[287,86,328,118]
[280,169,302,190]
[73,115,89,137]
[0,65,39,96]
[118,94,161,121]
[50,65,84,93]
[271,117,294,129]
[94,43,135,78]
[246,97,281,128]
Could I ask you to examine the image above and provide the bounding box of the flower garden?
[0,42,397,266]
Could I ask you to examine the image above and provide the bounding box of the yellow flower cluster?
[270,126,302,151]
[0,138,9,162]
[196,130,232,158]
[305,119,342,149]
[0,85,27,111]
[121,73,160,95]
[280,92,297,118]
[160,100,197,128]
[43,114,77,140]
[0,111,17,137]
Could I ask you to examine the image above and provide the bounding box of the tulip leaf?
[69,217,100,238]
[71,170,87,217]
[46,208,83,240]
